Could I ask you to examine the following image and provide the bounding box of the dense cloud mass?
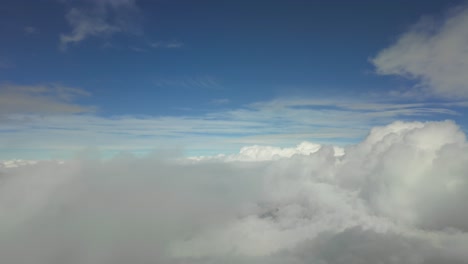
[1,121,468,263]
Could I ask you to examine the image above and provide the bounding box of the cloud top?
[190,141,344,162]
[1,120,468,263]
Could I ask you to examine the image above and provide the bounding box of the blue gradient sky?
[1,0,468,159]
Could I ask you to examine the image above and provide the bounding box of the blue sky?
[1,0,468,159]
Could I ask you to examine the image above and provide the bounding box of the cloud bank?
[372,5,468,98]
[1,93,465,159]
[1,120,468,263]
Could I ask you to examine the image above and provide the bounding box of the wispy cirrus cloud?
[127,40,184,53]
[23,26,38,35]
[153,75,221,90]
[59,0,141,50]
[0,58,13,69]
[150,40,184,49]
[210,98,230,105]
[0,93,465,159]
[371,4,468,98]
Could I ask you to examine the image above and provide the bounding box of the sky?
[1,0,468,159]
[2,1,468,263]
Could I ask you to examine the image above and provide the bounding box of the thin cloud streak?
[23,26,38,34]
[150,40,184,49]
[0,83,94,117]
[153,75,221,90]
[0,95,465,158]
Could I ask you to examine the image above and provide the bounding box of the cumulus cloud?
[371,5,468,98]
[60,0,141,50]
[0,83,94,116]
[189,141,344,162]
[1,120,468,263]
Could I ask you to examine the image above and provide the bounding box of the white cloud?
[0,83,94,116]
[0,159,38,168]
[1,120,468,263]
[0,95,465,159]
[371,5,468,98]
[189,141,345,162]
[59,0,141,50]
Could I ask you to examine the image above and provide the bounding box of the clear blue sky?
[1,0,468,159]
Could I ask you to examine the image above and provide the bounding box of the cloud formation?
[24,26,38,35]
[150,40,184,49]
[0,95,466,159]
[189,141,344,162]
[371,5,468,98]
[60,0,141,50]
[153,75,220,90]
[0,83,94,116]
[1,120,468,263]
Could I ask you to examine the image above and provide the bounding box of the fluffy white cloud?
[189,141,344,162]
[60,0,141,50]
[371,5,468,98]
[1,120,468,263]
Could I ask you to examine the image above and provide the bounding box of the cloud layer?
[1,93,466,159]
[372,5,468,98]
[1,120,468,263]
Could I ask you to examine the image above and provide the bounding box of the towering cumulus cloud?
[1,121,468,263]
